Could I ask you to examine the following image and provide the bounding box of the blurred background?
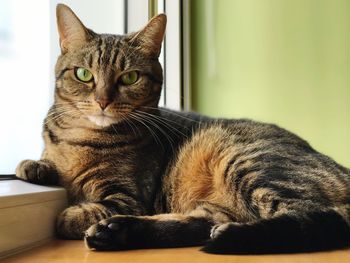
[191,0,350,167]
[0,0,349,174]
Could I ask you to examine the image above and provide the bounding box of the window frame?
[127,0,190,110]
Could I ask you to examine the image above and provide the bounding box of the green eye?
[120,71,138,85]
[75,67,93,82]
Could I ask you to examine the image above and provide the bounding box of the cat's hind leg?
[204,201,350,254]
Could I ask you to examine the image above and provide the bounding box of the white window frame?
[127,0,191,110]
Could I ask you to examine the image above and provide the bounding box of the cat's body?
[16,4,350,254]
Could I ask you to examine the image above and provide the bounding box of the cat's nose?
[95,98,111,110]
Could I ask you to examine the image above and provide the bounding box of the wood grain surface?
[2,240,350,263]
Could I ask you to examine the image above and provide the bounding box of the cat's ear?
[56,4,91,53]
[130,14,167,57]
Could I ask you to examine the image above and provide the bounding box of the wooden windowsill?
[2,240,350,263]
[0,180,67,258]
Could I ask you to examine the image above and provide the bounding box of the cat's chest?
[43,127,136,181]
[46,141,108,178]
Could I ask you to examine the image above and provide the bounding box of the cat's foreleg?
[56,201,121,239]
[84,213,213,250]
[57,195,145,240]
[84,203,234,250]
[16,159,58,185]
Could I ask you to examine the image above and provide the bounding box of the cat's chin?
[87,115,120,127]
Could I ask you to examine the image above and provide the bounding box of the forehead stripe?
[87,53,93,68]
[97,38,103,66]
[110,39,121,65]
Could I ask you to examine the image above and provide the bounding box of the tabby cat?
[16,4,350,254]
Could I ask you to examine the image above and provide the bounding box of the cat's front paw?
[16,159,57,185]
[85,216,134,250]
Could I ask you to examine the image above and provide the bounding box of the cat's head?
[54,4,166,127]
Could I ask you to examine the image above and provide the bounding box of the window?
[0,1,50,175]
[0,0,188,175]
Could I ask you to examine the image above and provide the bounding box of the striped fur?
[16,4,350,253]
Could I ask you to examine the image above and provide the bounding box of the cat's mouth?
[87,113,119,127]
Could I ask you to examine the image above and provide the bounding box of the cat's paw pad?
[84,216,130,250]
[210,222,232,239]
[16,160,55,184]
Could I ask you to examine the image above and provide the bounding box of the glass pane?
[0,0,50,174]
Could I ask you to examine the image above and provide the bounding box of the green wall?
[191,0,350,167]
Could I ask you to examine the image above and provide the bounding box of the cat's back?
[164,114,350,214]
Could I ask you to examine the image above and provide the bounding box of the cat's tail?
[202,205,350,254]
